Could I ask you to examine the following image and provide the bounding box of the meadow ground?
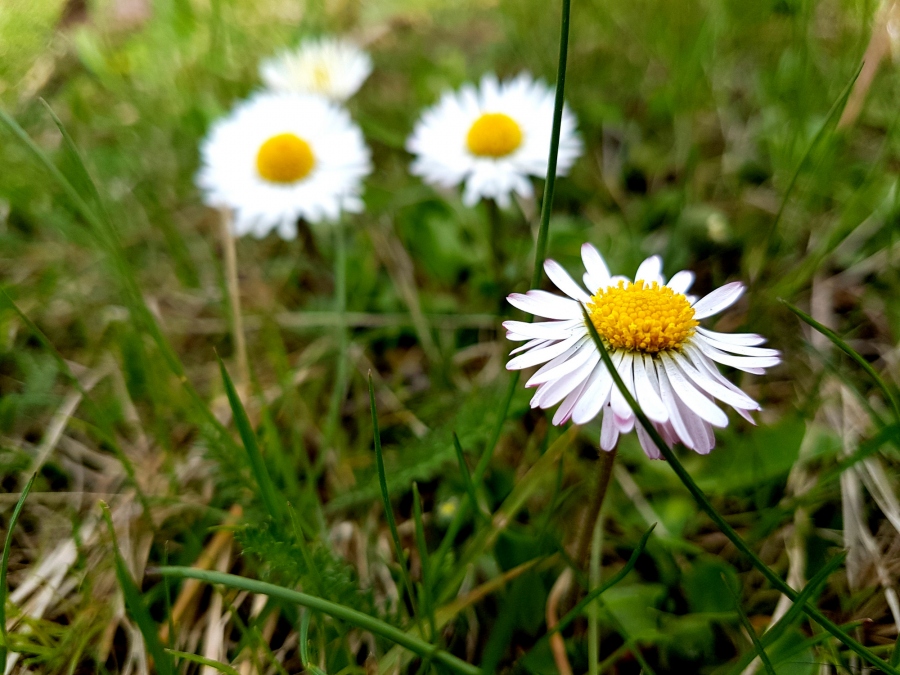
[2,0,900,673]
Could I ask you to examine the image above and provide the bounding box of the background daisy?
[504,245,781,459]
[197,91,372,238]
[406,72,583,207]
[260,36,373,102]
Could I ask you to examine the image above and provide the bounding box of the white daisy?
[259,36,373,102]
[406,73,583,208]
[197,92,371,238]
[504,245,781,459]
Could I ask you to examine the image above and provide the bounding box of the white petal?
[674,350,759,410]
[581,243,610,292]
[633,355,669,423]
[675,393,715,454]
[634,255,663,285]
[531,365,593,409]
[696,327,767,346]
[571,354,620,425]
[684,345,761,411]
[694,338,779,374]
[508,290,582,320]
[636,422,662,459]
[655,362,696,449]
[503,319,581,341]
[599,404,619,451]
[527,340,598,386]
[527,340,584,384]
[553,375,592,425]
[691,281,744,319]
[610,352,636,420]
[507,335,582,370]
[511,338,547,355]
[666,270,695,294]
[698,335,781,358]
[660,353,728,427]
[544,259,591,302]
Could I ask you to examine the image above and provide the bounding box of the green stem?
[152,567,480,675]
[325,219,350,447]
[580,307,900,675]
[587,505,604,675]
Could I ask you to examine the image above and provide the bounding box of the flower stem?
[325,218,349,448]
[220,208,249,392]
[576,446,618,570]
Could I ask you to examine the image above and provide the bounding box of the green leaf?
[153,566,480,675]
[166,650,241,675]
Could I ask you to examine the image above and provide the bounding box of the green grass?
[2,0,900,673]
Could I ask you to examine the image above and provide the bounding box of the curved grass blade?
[546,524,655,639]
[0,473,35,671]
[724,574,776,675]
[763,61,863,254]
[781,299,900,421]
[166,650,241,675]
[412,482,437,641]
[101,503,174,675]
[368,374,422,632]
[218,355,281,521]
[153,566,480,675]
[581,306,900,675]
[728,552,847,675]
[453,433,488,523]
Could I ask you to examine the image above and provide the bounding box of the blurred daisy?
[260,36,372,102]
[504,245,781,458]
[197,92,371,238]
[406,73,582,208]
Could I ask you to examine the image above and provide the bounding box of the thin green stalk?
[368,375,423,634]
[453,433,488,523]
[166,650,241,675]
[218,356,282,521]
[580,306,900,675]
[325,219,350,448]
[725,575,776,675]
[412,483,438,642]
[0,473,35,671]
[152,567,480,675]
[782,299,900,421]
[532,0,572,290]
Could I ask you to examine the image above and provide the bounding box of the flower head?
[197,92,371,238]
[503,245,781,458]
[259,37,373,102]
[406,73,582,208]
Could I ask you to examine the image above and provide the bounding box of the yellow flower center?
[587,281,698,353]
[466,112,523,158]
[312,63,331,91]
[256,133,316,184]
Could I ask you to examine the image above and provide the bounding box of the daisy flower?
[503,245,781,459]
[197,92,371,238]
[406,73,582,208]
[259,36,372,102]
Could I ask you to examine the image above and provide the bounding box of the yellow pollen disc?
[587,281,698,354]
[312,64,331,91]
[466,112,523,158]
[256,133,316,184]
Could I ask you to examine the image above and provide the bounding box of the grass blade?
[547,524,655,639]
[580,306,900,675]
[412,482,437,641]
[152,566,480,675]
[724,574,776,675]
[218,355,281,521]
[166,650,241,675]
[453,433,488,523]
[368,374,422,631]
[782,299,900,421]
[100,503,174,675]
[0,473,35,671]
